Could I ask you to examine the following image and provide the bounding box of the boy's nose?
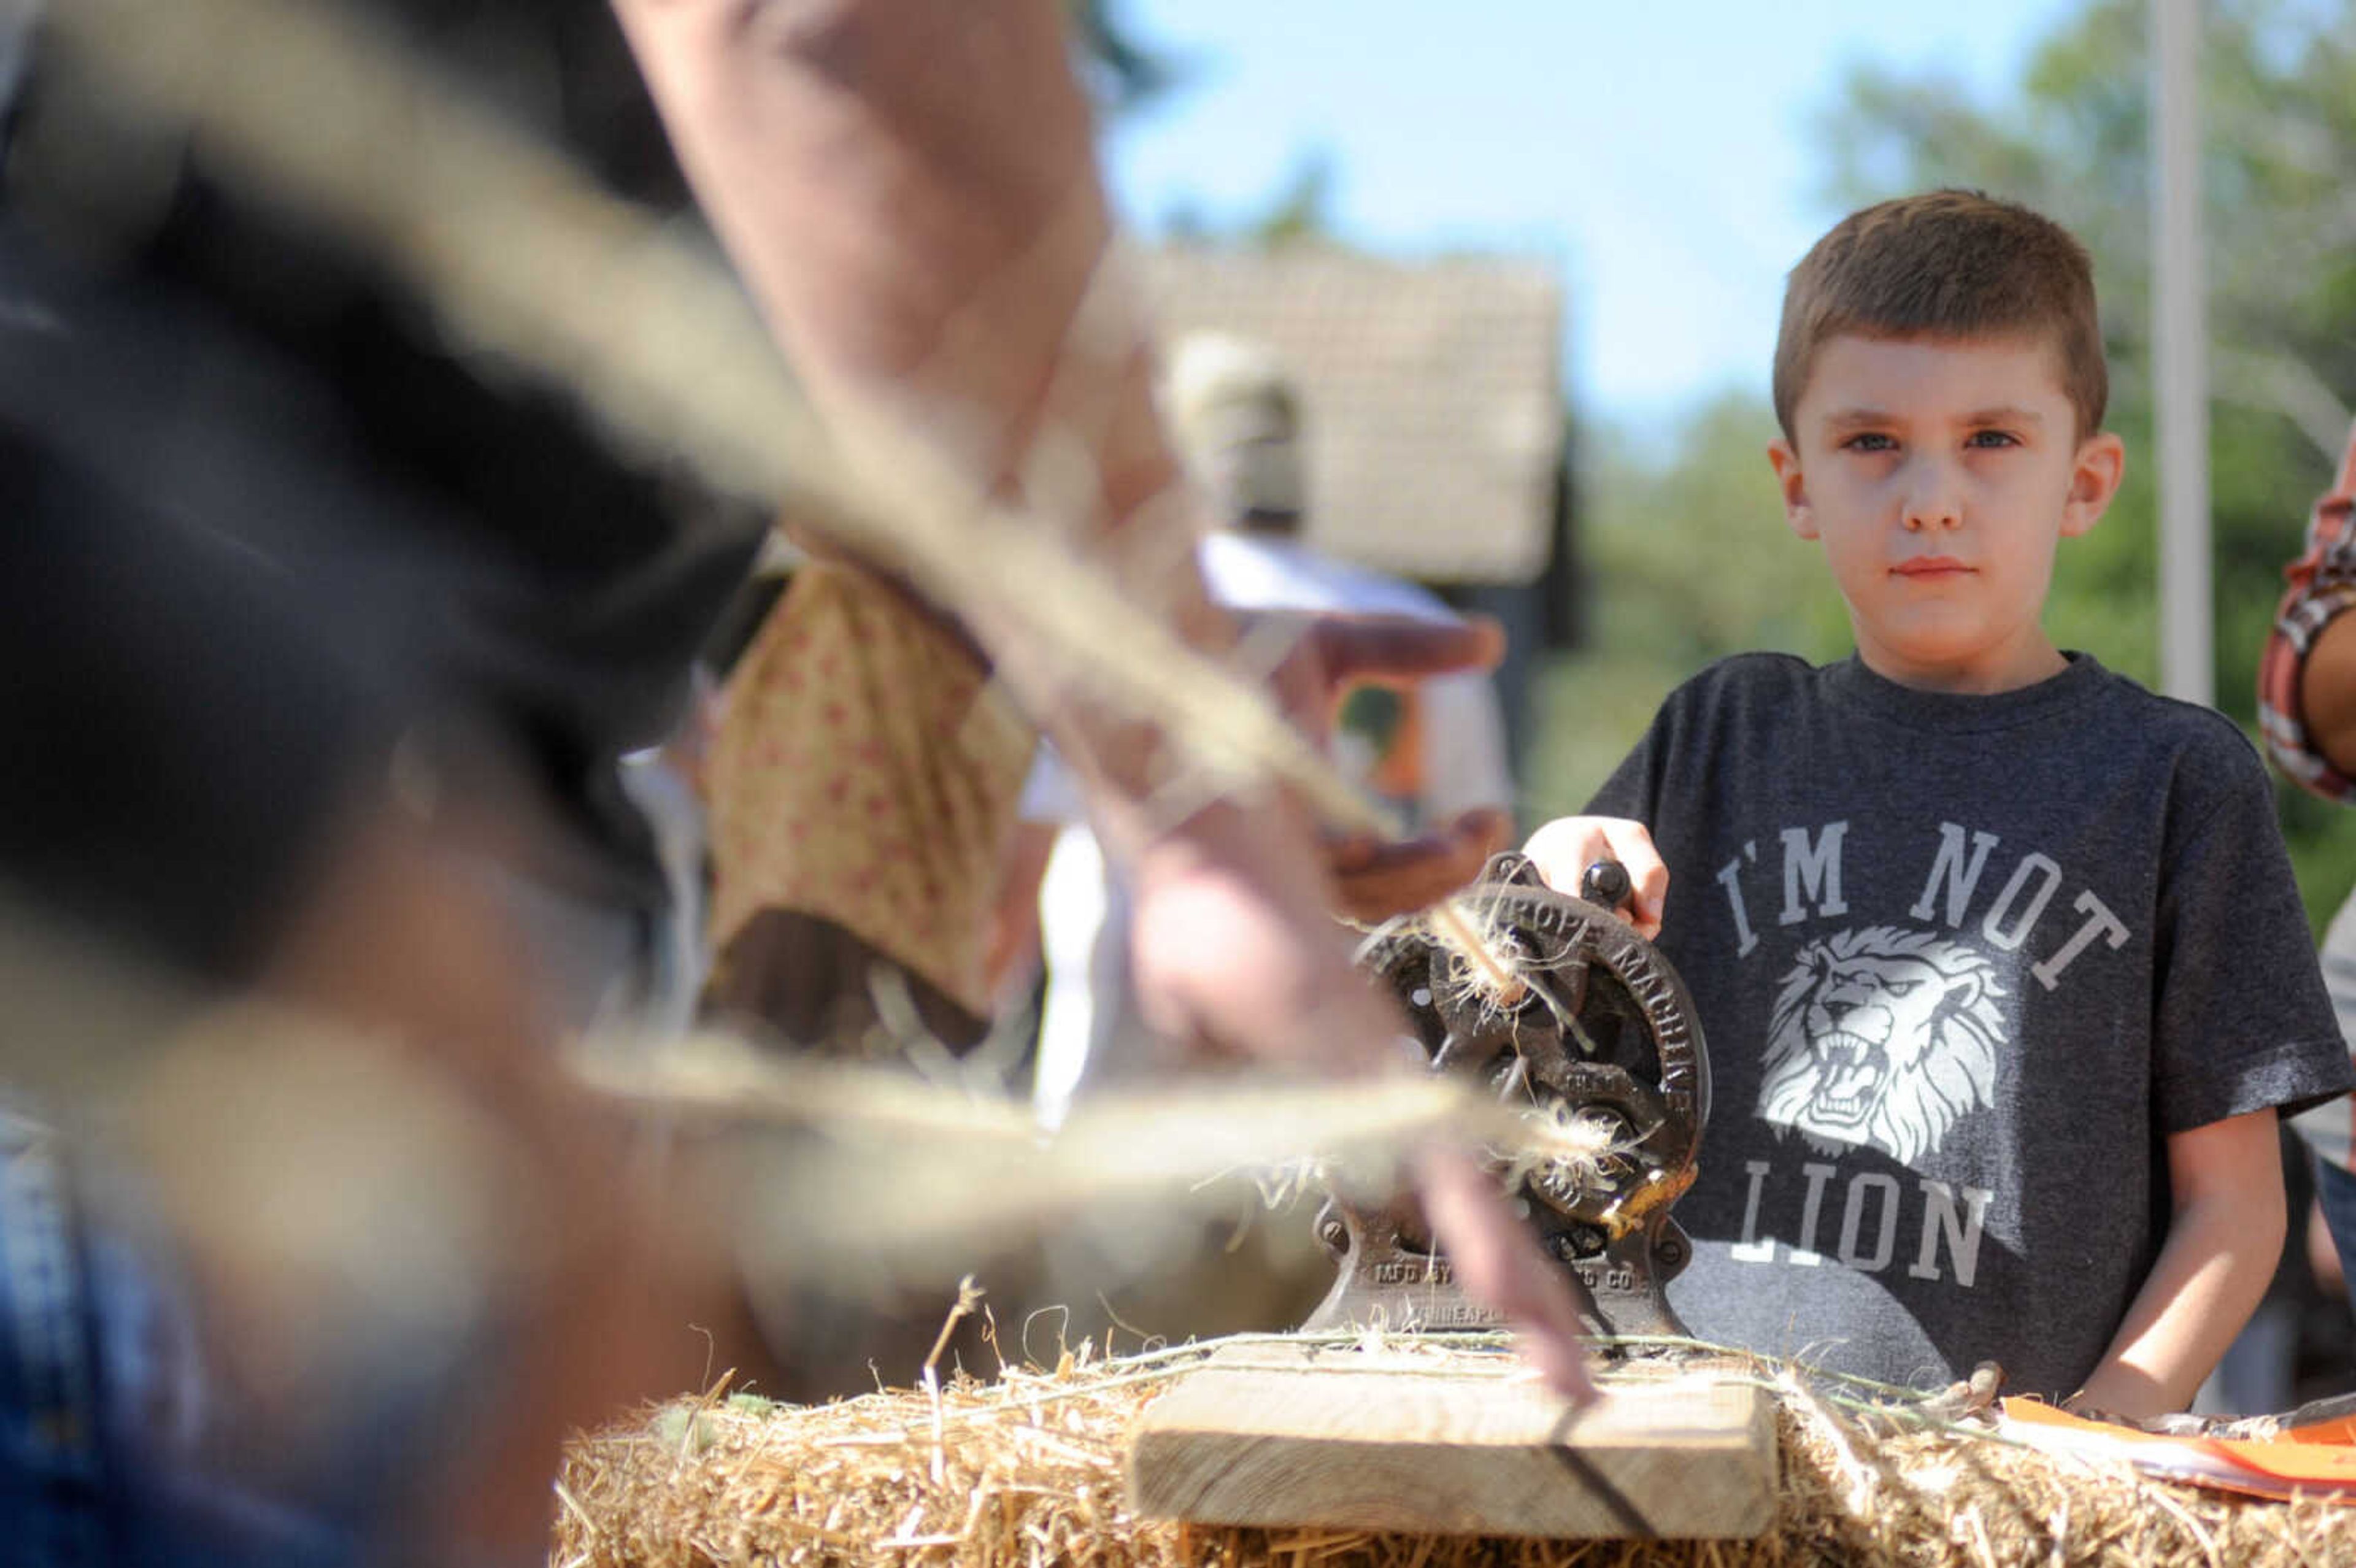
[1901,465,1964,532]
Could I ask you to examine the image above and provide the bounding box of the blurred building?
[1141,245,1575,777]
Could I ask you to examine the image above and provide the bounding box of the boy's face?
[1767,333,2125,694]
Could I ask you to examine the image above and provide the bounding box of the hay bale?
[552,1337,2356,1567]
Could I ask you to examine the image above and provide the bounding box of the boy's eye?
[1841,432,1896,453]
[1965,429,2021,449]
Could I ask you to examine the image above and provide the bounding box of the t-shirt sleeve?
[2150,740,2356,1131]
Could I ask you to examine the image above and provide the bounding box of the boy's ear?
[1767,438,1816,540]
[2060,430,2127,538]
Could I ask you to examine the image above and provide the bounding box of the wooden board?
[1126,1344,1775,1540]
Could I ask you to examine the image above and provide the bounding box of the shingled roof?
[1140,245,1563,586]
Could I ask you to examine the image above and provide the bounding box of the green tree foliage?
[1152,149,1344,249]
[1526,394,1853,823]
[1243,151,1341,249]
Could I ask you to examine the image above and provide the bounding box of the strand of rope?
[574,1031,1632,1265]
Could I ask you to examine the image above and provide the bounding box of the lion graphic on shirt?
[1757,927,2006,1162]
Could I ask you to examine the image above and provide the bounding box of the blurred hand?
[1258,610,1512,922]
[1120,611,1588,1395]
[616,0,1588,1399]
[1522,815,1669,938]
[1126,796,1596,1402]
[1325,806,1511,923]
[1258,610,1504,734]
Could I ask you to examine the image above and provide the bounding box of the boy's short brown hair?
[1772,190,2106,442]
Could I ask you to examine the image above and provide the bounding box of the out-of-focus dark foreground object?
[3,0,766,997]
[0,3,778,1560]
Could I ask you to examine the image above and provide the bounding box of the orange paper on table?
[1998,1396,2356,1501]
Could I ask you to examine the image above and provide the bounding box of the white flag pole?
[2152,0,2212,705]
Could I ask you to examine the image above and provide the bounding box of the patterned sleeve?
[2258,418,2356,802]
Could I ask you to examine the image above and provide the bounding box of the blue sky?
[1102,0,2082,429]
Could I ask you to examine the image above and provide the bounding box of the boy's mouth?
[1892,556,1971,577]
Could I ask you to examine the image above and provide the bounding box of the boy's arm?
[2069,1107,2285,1419]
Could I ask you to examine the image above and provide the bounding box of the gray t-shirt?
[1587,651,2354,1397]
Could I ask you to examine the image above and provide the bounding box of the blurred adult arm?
[2258,418,2356,788]
[609,0,1593,1395]
[2296,615,2356,780]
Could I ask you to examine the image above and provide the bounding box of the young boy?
[1526,191,2354,1416]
